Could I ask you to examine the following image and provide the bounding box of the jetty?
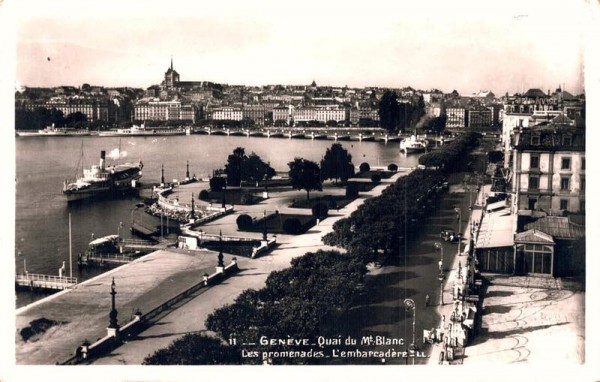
[16,273,77,291]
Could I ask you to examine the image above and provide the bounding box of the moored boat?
[98,123,187,137]
[400,135,428,154]
[62,150,143,202]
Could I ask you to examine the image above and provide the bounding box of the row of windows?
[527,197,585,211]
[530,135,573,146]
[529,155,585,170]
[528,174,584,191]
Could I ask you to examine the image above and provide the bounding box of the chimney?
[100,150,106,170]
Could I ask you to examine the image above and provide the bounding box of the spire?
[171,55,173,71]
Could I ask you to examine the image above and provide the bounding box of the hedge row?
[323,169,447,263]
[418,132,480,170]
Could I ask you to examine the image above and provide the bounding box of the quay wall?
[62,259,240,364]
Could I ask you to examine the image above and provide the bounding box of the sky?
[10,0,592,95]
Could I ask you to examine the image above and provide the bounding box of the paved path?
[92,171,410,364]
[15,249,232,365]
[427,184,585,365]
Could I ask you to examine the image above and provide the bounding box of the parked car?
[440,230,462,242]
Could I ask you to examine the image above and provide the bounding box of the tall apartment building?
[292,107,317,124]
[18,98,114,122]
[466,106,492,128]
[511,124,585,215]
[242,105,267,126]
[314,105,348,123]
[134,100,196,121]
[445,106,466,128]
[210,107,243,121]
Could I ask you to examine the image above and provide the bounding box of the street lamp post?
[434,242,443,271]
[437,271,445,306]
[434,242,444,306]
[454,207,461,256]
[403,298,416,365]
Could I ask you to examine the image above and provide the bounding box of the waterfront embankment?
[16,168,413,365]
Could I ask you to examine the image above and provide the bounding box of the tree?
[65,112,87,127]
[244,153,276,185]
[288,158,322,201]
[378,90,400,132]
[209,176,226,192]
[236,214,253,230]
[224,148,275,187]
[224,147,246,187]
[142,333,241,365]
[320,143,354,183]
[424,114,447,134]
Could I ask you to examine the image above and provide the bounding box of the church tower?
[163,56,180,90]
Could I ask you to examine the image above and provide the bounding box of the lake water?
[15,134,419,307]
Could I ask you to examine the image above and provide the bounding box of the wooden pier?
[15,273,77,291]
[78,238,171,267]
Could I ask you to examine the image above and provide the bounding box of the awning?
[476,212,516,249]
[486,200,507,212]
[515,229,555,245]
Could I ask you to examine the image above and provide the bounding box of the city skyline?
[13,0,588,95]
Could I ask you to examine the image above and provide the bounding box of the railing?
[63,260,240,365]
[16,273,77,289]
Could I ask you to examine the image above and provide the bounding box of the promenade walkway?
[427,184,585,365]
[89,170,411,364]
[15,249,236,365]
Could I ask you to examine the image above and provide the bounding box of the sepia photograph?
[1,0,598,380]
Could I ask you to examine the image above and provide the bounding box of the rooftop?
[524,216,585,240]
[476,209,516,249]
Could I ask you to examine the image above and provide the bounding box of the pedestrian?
[425,294,430,307]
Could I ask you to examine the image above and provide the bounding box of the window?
[531,135,540,145]
[528,198,537,210]
[560,199,569,210]
[580,177,585,192]
[560,176,570,191]
[580,200,585,212]
[563,135,572,146]
[561,157,571,170]
[582,158,585,170]
[529,175,539,190]
[530,155,539,169]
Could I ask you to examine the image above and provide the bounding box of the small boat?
[400,135,428,154]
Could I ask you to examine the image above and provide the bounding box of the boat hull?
[63,183,140,202]
[401,146,426,154]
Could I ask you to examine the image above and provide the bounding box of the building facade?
[18,98,114,122]
[511,125,585,215]
[134,100,196,121]
[210,107,243,121]
[446,106,466,128]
